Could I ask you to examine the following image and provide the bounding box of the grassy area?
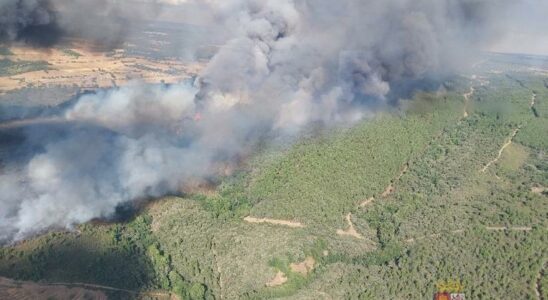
[61,49,82,58]
[0,47,13,56]
[0,73,546,299]
[0,59,50,76]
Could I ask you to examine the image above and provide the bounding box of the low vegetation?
[61,49,82,58]
[0,47,13,56]
[0,72,546,299]
[0,59,50,76]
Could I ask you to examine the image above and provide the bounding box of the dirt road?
[336,213,364,239]
[481,127,520,173]
[243,216,304,228]
[463,86,475,118]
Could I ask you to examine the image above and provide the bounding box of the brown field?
[0,44,203,94]
[0,276,107,300]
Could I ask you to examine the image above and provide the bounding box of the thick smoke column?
[0,0,538,242]
[0,0,158,47]
[0,0,59,46]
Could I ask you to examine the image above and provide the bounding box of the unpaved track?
[481,127,520,173]
[381,165,408,197]
[536,260,546,300]
[359,197,375,207]
[243,216,304,228]
[485,226,533,231]
[336,213,364,239]
[463,86,475,118]
[359,164,408,207]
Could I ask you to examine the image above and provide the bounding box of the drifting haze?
[0,0,159,47]
[1,0,544,242]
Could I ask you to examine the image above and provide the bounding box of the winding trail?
[484,226,532,231]
[463,86,475,118]
[336,213,364,239]
[359,164,409,207]
[243,216,304,228]
[481,127,520,173]
[358,81,483,209]
[536,260,546,300]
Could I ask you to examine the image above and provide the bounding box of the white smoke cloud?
[1,0,545,242]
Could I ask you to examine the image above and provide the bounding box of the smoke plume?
[0,0,159,47]
[0,0,542,242]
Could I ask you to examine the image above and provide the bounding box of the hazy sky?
[488,0,548,55]
[159,0,548,56]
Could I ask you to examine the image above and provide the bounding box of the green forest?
[0,72,546,299]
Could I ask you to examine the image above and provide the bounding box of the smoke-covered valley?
[0,0,546,242]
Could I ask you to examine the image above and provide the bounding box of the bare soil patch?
[336,213,364,239]
[532,186,547,195]
[243,216,304,228]
[359,197,375,207]
[290,256,316,276]
[266,271,288,287]
[485,226,533,231]
[0,276,107,300]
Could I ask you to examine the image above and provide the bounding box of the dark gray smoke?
[0,0,159,47]
[1,0,545,242]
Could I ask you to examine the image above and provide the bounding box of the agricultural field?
[0,59,51,77]
[0,60,546,300]
[0,44,202,96]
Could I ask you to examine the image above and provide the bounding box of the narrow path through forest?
[481,127,520,173]
[463,86,475,118]
[336,213,364,239]
[243,216,304,228]
[536,260,546,300]
[359,164,409,207]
